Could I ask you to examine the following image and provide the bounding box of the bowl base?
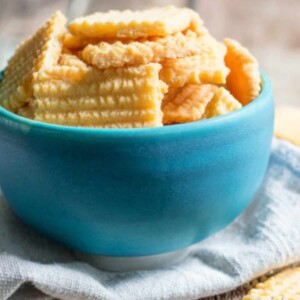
[75,248,190,272]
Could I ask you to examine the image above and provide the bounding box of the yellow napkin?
[275,105,300,146]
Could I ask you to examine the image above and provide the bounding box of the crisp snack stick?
[159,41,229,88]
[82,32,215,69]
[203,87,241,118]
[59,53,88,69]
[187,11,207,35]
[224,38,261,105]
[63,33,102,50]
[243,267,300,300]
[68,6,203,39]
[275,105,300,146]
[0,11,66,111]
[17,101,36,119]
[162,84,217,124]
[32,63,166,128]
[82,41,155,69]
[63,33,129,51]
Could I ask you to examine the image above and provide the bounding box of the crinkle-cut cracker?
[0,11,66,111]
[61,47,72,55]
[32,63,167,128]
[162,84,217,125]
[33,65,90,84]
[184,9,207,35]
[203,87,241,118]
[82,41,154,69]
[59,53,88,69]
[243,267,300,300]
[159,39,229,88]
[63,33,102,50]
[82,32,216,69]
[68,6,202,39]
[63,32,128,51]
[17,101,36,119]
[224,38,261,105]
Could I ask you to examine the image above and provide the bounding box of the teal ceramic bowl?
[0,70,274,258]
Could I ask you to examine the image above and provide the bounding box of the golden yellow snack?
[68,6,202,39]
[159,39,229,88]
[243,267,300,300]
[63,33,101,50]
[82,41,154,69]
[0,6,262,129]
[17,101,36,119]
[203,87,241,118]
[224,38,261,105]
[187,10,207,35]
[33,65,89,84]
[162,84,217,125]
[63,33,129,51]
[82,32,216,69]
[0,11,66,111]
[59,53,88,69]
[275,105,300,146]
[32,63,167,128]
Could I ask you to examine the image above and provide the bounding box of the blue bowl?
[0,70,274,257]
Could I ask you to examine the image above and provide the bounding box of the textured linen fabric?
[0,139,300,300]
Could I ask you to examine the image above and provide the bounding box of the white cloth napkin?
[1,139,300,300]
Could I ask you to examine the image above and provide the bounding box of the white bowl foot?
[75,248,190,272]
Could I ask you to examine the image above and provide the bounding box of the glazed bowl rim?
[0,69,271,137]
